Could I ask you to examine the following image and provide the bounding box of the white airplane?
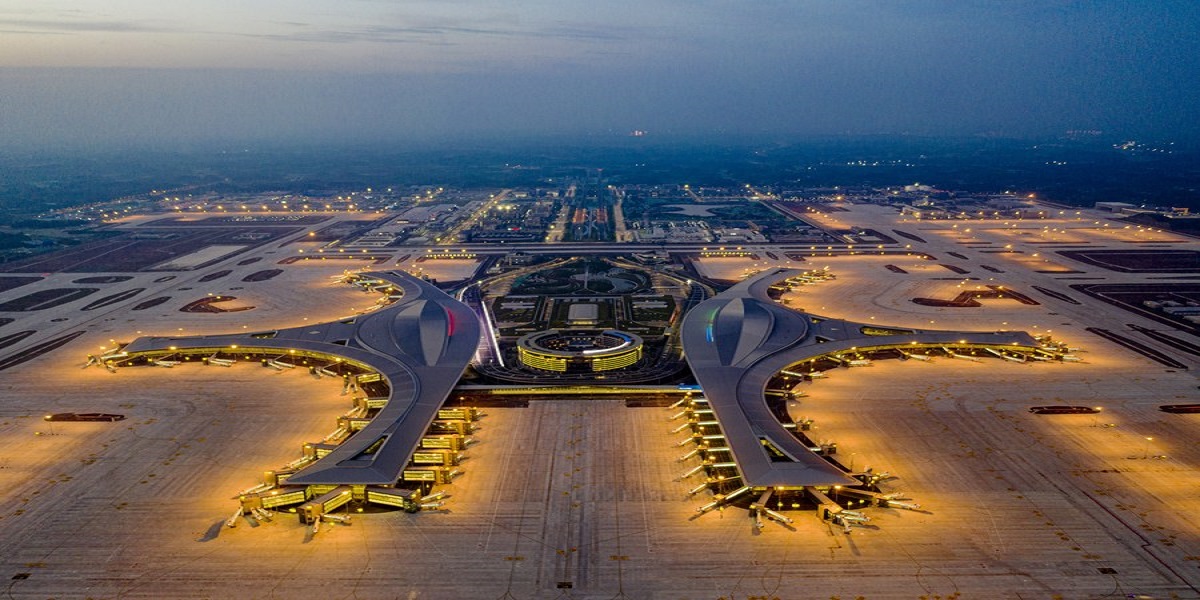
[323,426,350,444]
[833,511,870,531]
[1060,354,1083,362]
[208,357,234,367]
[860,468,896,482]
[154,360,181,368]
[421,491,447,503]
[759,507,793,525]
[901,351,933,362]
[984,348,1025,363]
[847,359,873,367]
[943,348,981,362]
[284,455,315,470]
[235,482,273,497]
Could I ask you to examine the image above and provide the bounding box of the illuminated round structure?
[517,329,644,372]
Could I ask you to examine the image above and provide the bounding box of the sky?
[1,0,1198,149]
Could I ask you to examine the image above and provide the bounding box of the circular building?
[517,329,644,373]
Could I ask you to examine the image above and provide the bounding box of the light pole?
[1142,437,1153,459]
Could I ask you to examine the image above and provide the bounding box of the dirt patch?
[132,296,172,311]
[892,229,927,243]
[0,288,99,311]
[242,269,284,282]
[0,276,42,293]
[81,288,145,311]
[1059,249,1200,273]
[198,270,232,283]
[912,285,1039,307]
[72,276,134,284]
[180,295,255,313]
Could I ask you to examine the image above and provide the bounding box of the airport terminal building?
[97,267,1054,528]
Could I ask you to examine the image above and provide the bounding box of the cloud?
[0,18,171,34]
[0,28,70,36]
[236,18,635,47]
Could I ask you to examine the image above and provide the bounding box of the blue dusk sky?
[0,0,1197,148]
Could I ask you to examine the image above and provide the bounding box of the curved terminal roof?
[121,271,480,485]
[517,329,644,358]
[681,268,1040,488]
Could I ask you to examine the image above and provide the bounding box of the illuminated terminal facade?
[517,329,644,372]
[94,271,482,526]
[673,268,1058,528]
[90,264,1073,532]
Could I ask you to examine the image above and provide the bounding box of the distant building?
[567,303,600,326]
[1094,202,1137,212]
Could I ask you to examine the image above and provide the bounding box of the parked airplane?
[984,348,1026,363]
[943,347,981,362]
